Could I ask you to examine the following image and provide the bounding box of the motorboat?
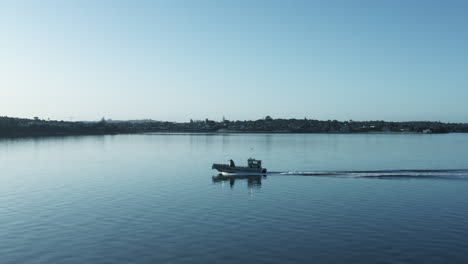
[212,158,267,174]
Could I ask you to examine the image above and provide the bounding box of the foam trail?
[268,169,468,179]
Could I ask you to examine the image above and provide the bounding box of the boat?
[212,158,267,174]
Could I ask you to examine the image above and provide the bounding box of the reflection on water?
[212,174,265,189]
[2,133,468,264]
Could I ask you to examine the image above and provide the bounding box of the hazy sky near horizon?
[1,0,467,122]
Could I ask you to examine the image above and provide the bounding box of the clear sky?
[1,0,467,122]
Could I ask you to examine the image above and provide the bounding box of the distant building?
[422,129,432,134]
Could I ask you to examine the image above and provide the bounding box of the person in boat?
[229,159,235,167]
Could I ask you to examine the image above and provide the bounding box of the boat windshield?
[248,159,262,168]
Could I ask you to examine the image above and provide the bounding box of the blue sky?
[1,0,467,122]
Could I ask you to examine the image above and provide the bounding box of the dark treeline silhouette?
[1,116,468,138]
[0,116,123,137]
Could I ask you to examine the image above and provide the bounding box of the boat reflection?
[212,174,266,189]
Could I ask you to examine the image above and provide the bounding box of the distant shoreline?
[144,131,427,135]
[2,115,467,139]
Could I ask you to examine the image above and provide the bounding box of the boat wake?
[269,169,468,179]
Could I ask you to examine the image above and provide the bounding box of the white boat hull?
[212,163,267,174]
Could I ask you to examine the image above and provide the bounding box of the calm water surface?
[1,133,468,264]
